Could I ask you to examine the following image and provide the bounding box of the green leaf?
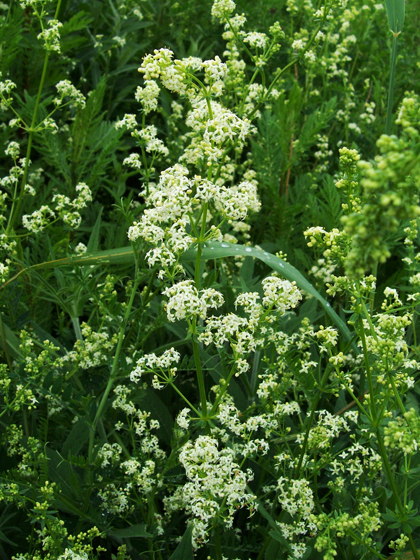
[137,388,174,444]
[0,529,18,546]
[2,246,136,288]
[60,11,93,35]
[181,242,354,345]
[86,207,103,254]
[61,417,90,458]
[385,0,405,33]
[0,317,23,358]
[6,241,353,346]
[110,524,152,539]
[169,524,194,560]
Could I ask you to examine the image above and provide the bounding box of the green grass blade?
[2,242,352,345]
[1,246,136,289]
[385,0,405,34]
[181,242,353,344]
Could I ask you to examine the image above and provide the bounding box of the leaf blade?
[181,242,353,345]
[385,0,405,33]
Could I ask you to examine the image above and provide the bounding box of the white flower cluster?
[123,153,142,169]
[5,141,20,159]
[199,313,260,360]
[130,347,180,389]
[23,183,92,232]
[164,435,255,546]
[182,98,256,166]
[97,442,122,467]
[163,280,224,321]
[211,0,236,20]
[54,80,86,109]
[22,205,55,233]
[242,31,268,50]
[115,113,138,130]
[127,164,260,273]
[137,48,229,108]
[135,79,160,114]
[261,276,302,311]
[133,125,169,156]
[61,323,117,369]
[58,550,88,560]
[37,19,63,53]
[277,477,315,520]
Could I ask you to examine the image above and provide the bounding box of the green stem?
[357,303,377,424]
[88,262,139,462]
[168,380,201,417]
[214,525,223,560]
[191,200,209,419]
[209,363,237,416]
[7,0,63,232]
[346,529,386,560]
[376,429,420,560]
[385,33,399,136]
[71,316,83,342]
[192,332,207,418]
[294,365,331,479]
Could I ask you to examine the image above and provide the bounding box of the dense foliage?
[1,0,420,559]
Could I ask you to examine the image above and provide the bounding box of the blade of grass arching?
[181,242,354,346]
[1,246,136,290]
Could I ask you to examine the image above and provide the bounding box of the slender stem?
[168,380,201,417]
[214,525,223,560]
[369,261,378,310]
[71,316,83,342]
[7,0,63,232]
[357,304,377,424]
[376,429,420,560]
[294,365,331,479]
[0,313,13,372]
[191,200,209,418]
[88,263,139,461]
[346,529,386,560]
[209,362,236,416]
[192,332,207,418]
[385,33,399,136]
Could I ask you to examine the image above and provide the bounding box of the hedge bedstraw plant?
[0,0,420,559]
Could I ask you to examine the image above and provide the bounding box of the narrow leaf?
[169,524,194,560]
[0,317,23,358]
[61,417,90,458]
[110,524,152,539]
[86,207,103,253]
[181,242,353,345]
[385,0,405,33]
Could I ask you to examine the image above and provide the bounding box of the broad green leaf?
[385,0,405,33]
[169,524,194,560]
[182,242,353,345]
[109,524,152,539]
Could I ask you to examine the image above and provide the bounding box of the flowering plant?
[0,0,420,559]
